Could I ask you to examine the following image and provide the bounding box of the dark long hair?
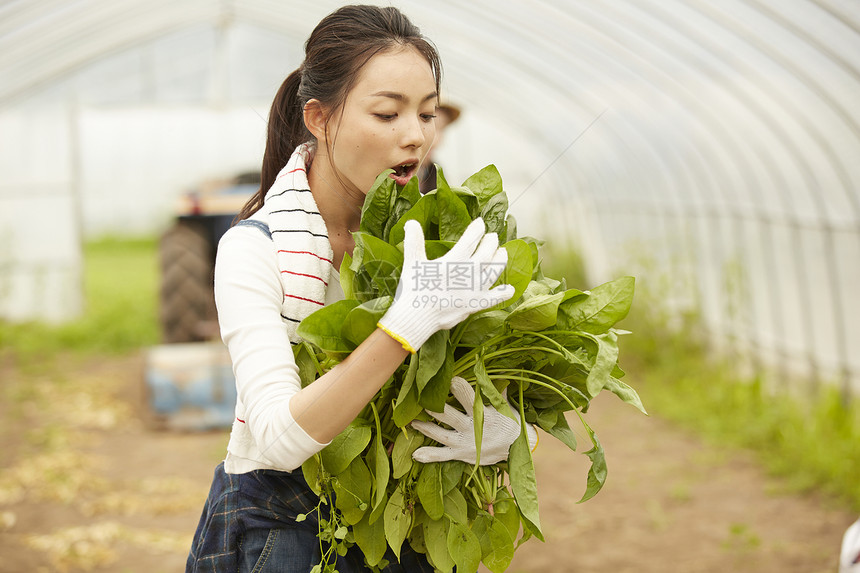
[236,5,443,221]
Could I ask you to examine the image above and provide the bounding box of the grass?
[0,237,161,362]
[543,248,860,513]
[629,322,860,510]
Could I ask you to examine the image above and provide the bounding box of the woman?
[186,6,532,572]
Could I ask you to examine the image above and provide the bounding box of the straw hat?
[437,102,461,124]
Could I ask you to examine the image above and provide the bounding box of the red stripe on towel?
[278,250,333,264]
[284,293,325,306]
[281,270,328,286]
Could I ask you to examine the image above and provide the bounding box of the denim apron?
[186,463,436,572]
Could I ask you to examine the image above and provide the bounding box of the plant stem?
[452,331,519,368]
[487,371,582,412]
[485,368,588,403]
[454,345,570,377]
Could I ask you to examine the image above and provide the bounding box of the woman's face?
[323,46,438,194]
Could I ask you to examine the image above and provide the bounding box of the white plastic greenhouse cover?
[1,0,859,396]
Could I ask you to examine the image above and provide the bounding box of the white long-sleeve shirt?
[214,212,343,474]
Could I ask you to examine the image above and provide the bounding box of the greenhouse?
[1,1,859,570]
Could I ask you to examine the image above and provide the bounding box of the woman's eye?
[421,114,437,122]
[374,113,396,121]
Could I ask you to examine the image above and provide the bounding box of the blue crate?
[143,342,237,431]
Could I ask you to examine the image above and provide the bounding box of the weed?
[722,522,761,553]
[0,236,160,362]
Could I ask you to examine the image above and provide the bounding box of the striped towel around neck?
[263,142,334,343]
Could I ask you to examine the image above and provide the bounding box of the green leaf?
[485,519,515,570]
[506,292,565,331]
[389,193,437,246]
[447,521,482,573]
[508,390,543,541]
[604,376,648,414]
[474,358,513,418]
[341,296,392,347]
[544,410,577,452]
[473,512,514,573]
[360,170,396,238]
[320,422,371,475]
[383,484,411,559]
[436,184,473,242]
[535,407,557,429]
[492,240,533,309]
[558,276,635,333]
[450,185,480,218]
[521,279,553,299]
[424,517,455,573]
[584,330,619,397]
[492,491,521,544]
[419,342,454,413]
[353,505,387,567]
[522,237,543,270]
[440,460,467,494]
[408,505,429,554]
[296,299,360,354]
[577,415,607,503]
[417,462,445,520]
[435,164,452,195]
[384,177,421,241]
[480,192,509,241]
[505,213,518,241]
[333,457,371,525]
[472,385,484,467]
[301,455,321,496]
[368,488,388,525]
[392,354,423,427]
[340,252,356,300]
[391,426,424,479]
[292,341,319,388]
[461,164,504,209]
[350,268,376,303]
[417,330,448,393]
[457,310,507,347]
[368,406,390,518]
[560,285,588,301]
[424,239,455,260]
[351,232,404,297]
[398,172,422,204]
[443,487,468,524]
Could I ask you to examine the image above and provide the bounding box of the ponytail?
[235,68,308,222]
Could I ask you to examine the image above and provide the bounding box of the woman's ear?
[303,99,328,142]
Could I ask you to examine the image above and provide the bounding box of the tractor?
[143,172,258,431]
[158,171,259,343]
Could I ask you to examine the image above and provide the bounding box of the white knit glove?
[377,217,514,353]
[411,376,539,465]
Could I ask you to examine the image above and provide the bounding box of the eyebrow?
[371,91,438,103]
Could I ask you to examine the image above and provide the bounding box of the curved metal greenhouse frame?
[1,0,858,398]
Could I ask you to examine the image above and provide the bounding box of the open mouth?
[389,162,418,185]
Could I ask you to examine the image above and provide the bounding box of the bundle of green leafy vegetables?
[292,164,644,573]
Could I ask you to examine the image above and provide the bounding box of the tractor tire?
[159,220,218,343]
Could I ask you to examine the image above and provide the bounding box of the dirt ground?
[0,351,855,573]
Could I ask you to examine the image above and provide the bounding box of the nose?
[401,115,428,149]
